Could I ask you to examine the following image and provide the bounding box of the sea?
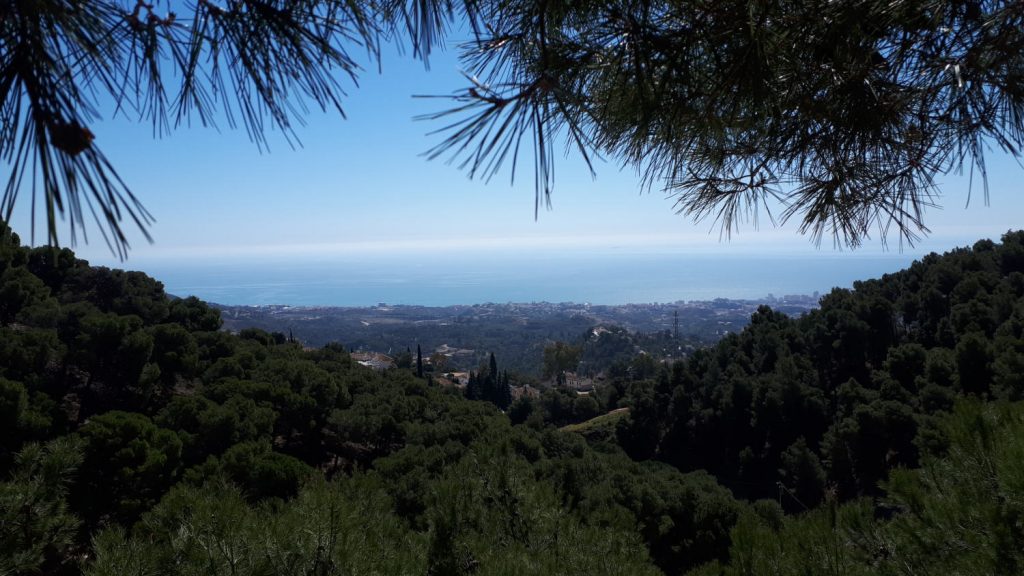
[135,250,927,308]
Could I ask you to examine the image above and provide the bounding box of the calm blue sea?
[135,250,925,307]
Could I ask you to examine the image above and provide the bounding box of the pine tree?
[425,0,1024,248]
[6,1,1022,251]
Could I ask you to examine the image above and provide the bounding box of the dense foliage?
[4,224,1024,574]
[693,400,1024,576]
[609,231,1024,511]
[0,224,737,575]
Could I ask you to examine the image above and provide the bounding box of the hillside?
[0,224,734,575]
[607,232,1024,510]
[3,224,1024,575]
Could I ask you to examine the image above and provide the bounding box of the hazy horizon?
[133,248,937,308]
[6,37,1023,272]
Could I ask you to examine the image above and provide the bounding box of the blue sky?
[6,35,1023,270]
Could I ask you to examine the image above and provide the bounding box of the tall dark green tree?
[417,344,423,379]
[500,371,512,410]
[465,371,482,402]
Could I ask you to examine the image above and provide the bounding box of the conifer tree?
[416,345,423,379]
[466,372,482,401]
[499,371,512,411]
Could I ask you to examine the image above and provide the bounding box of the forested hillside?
[0,225,735,575]
[609,232,1024,511]
[3,224,1024,575]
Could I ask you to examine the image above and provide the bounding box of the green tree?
[0,267,51,326]
[212,441,312,501]
[0,378,27,439]
[417,344,424,378]
[778,437,827,509]
[465,371,483,401]
[88,478,424,576]
[168,296,222,332]
[74,411,183,524]
[430,351,449,374]
[956,331,995,396]
[0,438,83,575]
[396,348,414,370]
[542,341,581,381]
[707,401,1024,576]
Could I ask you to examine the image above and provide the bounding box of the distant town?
[215,295,821,376]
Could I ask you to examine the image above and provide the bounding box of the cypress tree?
[479,353,498,405]
[466,372,482,401]
[416,344,423,378]
[499,371,513,410]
